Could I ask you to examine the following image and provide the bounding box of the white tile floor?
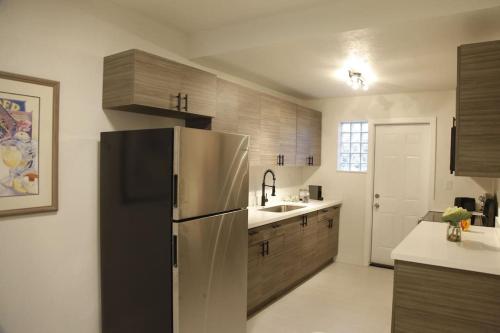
[247,263,394,333]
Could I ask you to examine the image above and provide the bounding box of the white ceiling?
[110,0,500,99]
[110,0,326,32]
[195,6,500,98]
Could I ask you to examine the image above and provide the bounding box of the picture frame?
[0,71,59,217]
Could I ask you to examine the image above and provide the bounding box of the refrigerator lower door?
[173,209,248,333]
[173,127,249,220]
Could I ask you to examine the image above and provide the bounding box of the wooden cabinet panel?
[212,79,261,166]
[280,102,297,166]
[311,110,322,166]
[103,49,216,118]
[296,106,322,166]
[300,212,319,277]
[238,86,261,166]
[260,95,281,166]
[456,40,500,177]
[181,65,217,117]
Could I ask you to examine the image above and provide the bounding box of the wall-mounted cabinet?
[297,105,322,166]
[103,49,216,118]
[212,79,321,167]
[455,40,500,177]
[212,80,261,166]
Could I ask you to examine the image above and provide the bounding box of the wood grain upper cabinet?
[103,49,216,118]
[455,40,500,177]
[296,106,322,166]
[212,79,261,166]
[259,95,282,166]
[259,95,298,166]
[279,102,297,166]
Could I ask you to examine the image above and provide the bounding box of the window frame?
[337,120,369,173]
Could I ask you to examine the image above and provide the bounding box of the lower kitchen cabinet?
[247,205,341,316]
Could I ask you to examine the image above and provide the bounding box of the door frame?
[363,117,437,266]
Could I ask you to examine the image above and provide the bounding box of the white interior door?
[371,124,431,266]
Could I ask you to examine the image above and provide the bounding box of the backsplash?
[249,166,305,207]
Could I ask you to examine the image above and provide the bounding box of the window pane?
[351,123,361,132]
[339,163,350,171]
[341,133,351,143]
[361,133,369,143]
[337,121,368,173]
[350,163,361,172]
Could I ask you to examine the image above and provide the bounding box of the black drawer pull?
[249,230,259,236]
[321,209,329,213]
[265,241,269,255]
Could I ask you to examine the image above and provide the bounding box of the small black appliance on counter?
[309,185,323,200]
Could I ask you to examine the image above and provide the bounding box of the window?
[338,121,368,172]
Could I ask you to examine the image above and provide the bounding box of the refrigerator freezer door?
[173,127,249,220]
[173,209,248,333]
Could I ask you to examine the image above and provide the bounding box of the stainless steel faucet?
[261,169,276,206]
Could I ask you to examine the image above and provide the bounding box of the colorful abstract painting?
[0,95,39,196]
[0,71,59,217]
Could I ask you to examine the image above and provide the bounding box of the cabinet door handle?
[329,219,334,228]
[305,215,308,226]
[277,155,281,165]
[176,93,182,111]
[265,241,270,255]
[261,242,266,257]
[182,94,188,111]
[282,155,285,165]
[311,156,314,165]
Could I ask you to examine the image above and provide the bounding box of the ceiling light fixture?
[348,70,368,91]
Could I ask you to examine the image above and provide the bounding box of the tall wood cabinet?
[296,105,322,166]
[455,40,500,177]
[212,80,261,165]
[103,49,216,118]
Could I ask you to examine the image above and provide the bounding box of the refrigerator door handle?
[173,174,178,208]
[172,235,178,268]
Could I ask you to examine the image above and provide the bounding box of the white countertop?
[391,221,500,276]
[248,199,342,229]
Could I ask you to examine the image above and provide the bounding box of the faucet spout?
[261,169,276,206]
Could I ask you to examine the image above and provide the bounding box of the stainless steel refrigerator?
[100,127,249,333]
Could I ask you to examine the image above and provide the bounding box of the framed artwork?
[0,71,59,217]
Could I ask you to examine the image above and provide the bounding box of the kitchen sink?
[259,205,306,213]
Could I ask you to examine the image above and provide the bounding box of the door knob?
[374,203,380,209]
[375,193,380,198]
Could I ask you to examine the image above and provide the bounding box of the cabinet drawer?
[248,221,287,245]
[318,206,340,221]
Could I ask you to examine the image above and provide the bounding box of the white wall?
[303,90,498,265]
[0,1,304,332]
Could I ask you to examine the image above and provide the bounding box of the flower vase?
[447,223,461,242]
